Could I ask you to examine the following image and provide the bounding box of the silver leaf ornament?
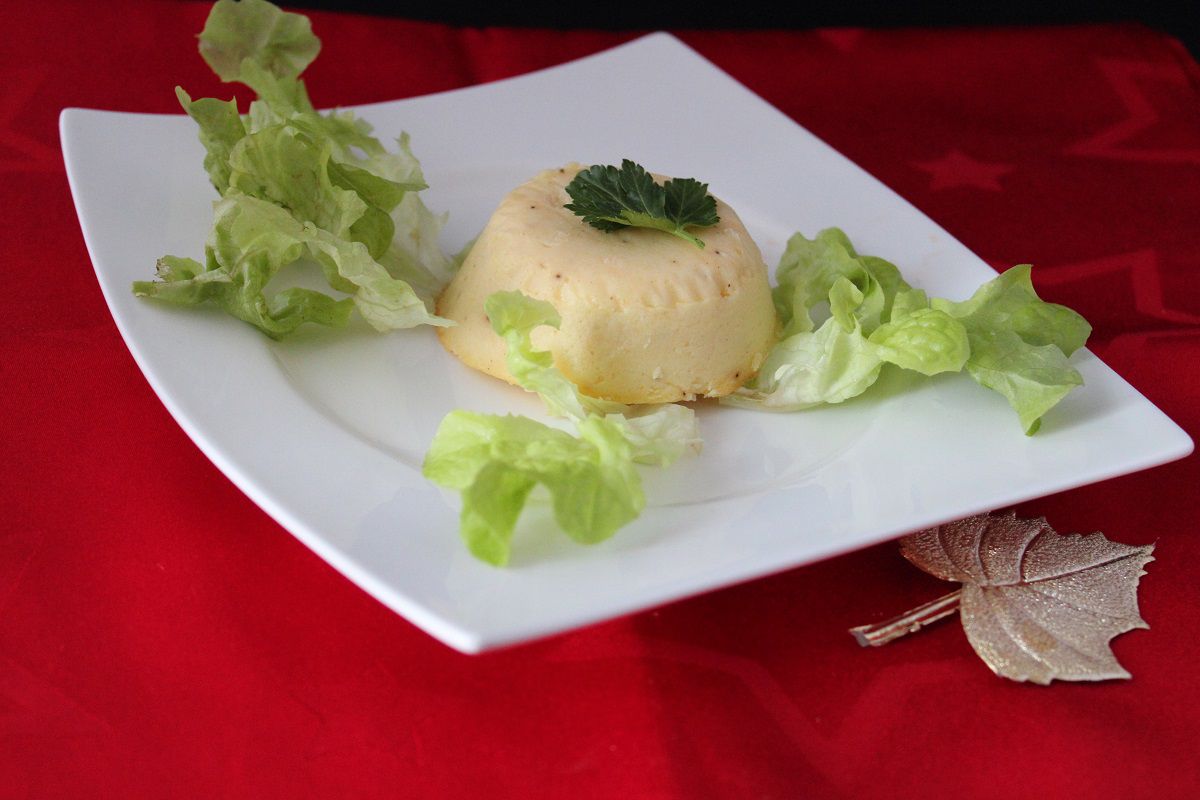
[900,511,1154,684]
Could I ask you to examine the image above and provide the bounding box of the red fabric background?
[4,2,1200,797]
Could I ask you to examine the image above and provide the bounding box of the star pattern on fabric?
[913,150,1013,191]
[1066,59,1200,164]
[1095,328,1200,371]
[0,66,61,174]
[1035,248,1200,325]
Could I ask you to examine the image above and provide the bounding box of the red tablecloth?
[5,2,1200,797]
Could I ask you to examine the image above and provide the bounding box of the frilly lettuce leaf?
[933,265,1091,433]
[135,252,352,337]
[134,0,454,336]
[773,228,911,338]
[227,125,366,240]
[723,310,884,411]
[175,88,245,194]
[868,306,970,376]
[134,194,444,337]
[199,0,321,122]
[423,412,644,567]
[730,229,1085,431]
[485,290,701,466]
[931,264,1090,356]
[728,268,966,411]
[609,404,702,469]
[424,290,702,565]
[198,0,320,85]
[380,184,457,301]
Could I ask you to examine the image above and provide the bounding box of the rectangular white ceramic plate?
[62,33,1191,653]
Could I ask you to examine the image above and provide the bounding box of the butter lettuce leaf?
[423,412,644,566]
[134,0,453,335]
[425,290,701,565]
[724,313,884,411]
[868,307,970,376]
[773,228,911,338]
[732,231,1085,431]
[175,88,245,194]
[198,0,320,85]
[932,265,1091,357]
[134,194,444,337]
[933,265,1091,433]
[957,329,1083,435]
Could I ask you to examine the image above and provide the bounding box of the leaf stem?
[849,589,962,647]
[669,227,706,249]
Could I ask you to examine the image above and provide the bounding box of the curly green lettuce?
[424,290,701,565]
[423,412,644,566]
[727,228,1089,433]
[133,0,454,337]
[933,265,1090,434]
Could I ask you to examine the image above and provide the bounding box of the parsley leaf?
[563,159,720,249]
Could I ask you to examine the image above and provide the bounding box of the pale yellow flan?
[436,165,776,404]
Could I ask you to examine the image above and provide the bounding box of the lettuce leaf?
[134,193,444,337]
[868,306,970,376]
[728,266,966,411]
[424,290,702,565]
[723,312,884,411]
[423,412,644,566]
[772,228,911,338]
[133,248,352,339]
[134,0,453,336]
[174,88,245,194]
[227,125,366,239]
[933,265,1091,433]
[730,229,1086,431]
[931,264,1090,356]
[198,0,321,84]
[484,290,701,466]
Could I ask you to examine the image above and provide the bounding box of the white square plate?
[62,33,1191,653]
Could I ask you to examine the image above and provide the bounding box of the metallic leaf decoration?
[900,511,1154,684]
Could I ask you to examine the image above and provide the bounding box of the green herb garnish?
[563,159,719,249]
